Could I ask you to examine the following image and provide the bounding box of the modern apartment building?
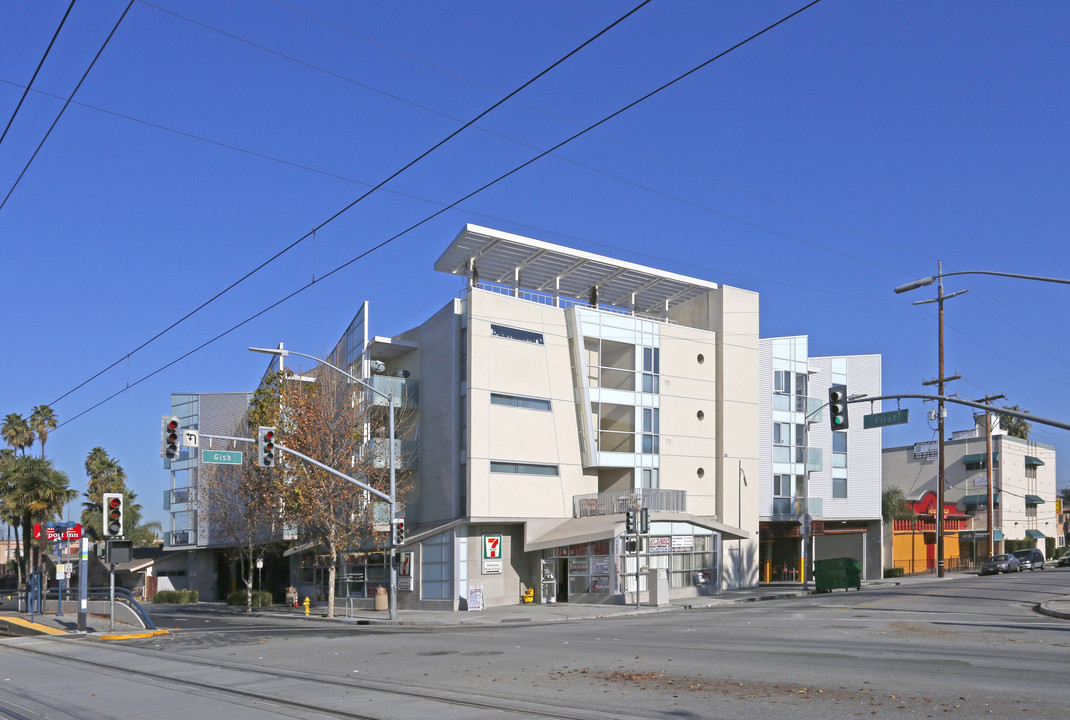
[273,224,759,610]
[882,417,1057,567]
[758,337,883,582]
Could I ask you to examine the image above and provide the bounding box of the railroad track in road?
[2,636,632,720]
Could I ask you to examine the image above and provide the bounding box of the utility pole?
[914,262,966,578]
[973,393,1005,559]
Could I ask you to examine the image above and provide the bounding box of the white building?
[758,336,883,581]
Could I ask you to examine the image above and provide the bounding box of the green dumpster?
[813,557,861,593]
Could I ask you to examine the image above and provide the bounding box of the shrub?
[152,589,198,604]
[883,567,904,578]
[227,590,273,607]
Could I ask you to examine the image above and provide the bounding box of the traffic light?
[639,507,649,534]
[828,384,849,430]
[394,519,406,546]
[161,415,180,459]
[257,426,276,468]
[103,493,123,537]
[625,509,637,534]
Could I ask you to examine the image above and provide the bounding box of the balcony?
[366,375,418,408]
[165,529,196,547]
[572,488,686,518]
[163,487,194,510]
[771,497,823,517]
[370,439,418,470]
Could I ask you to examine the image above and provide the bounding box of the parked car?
[1057,554,1070,568]
[981,554,1021,575]
[1013,548,1045,571]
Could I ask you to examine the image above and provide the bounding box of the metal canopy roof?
[434,224,719,315]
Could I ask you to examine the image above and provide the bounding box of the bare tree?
[199,372,286,609]
[278,366,413,618]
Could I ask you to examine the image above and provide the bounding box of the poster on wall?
[590,556,612,574]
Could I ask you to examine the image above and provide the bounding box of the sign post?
[863,409,909,429]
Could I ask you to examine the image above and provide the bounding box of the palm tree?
[0,449,18,583]
[29,405,58,459]
[6,456,76,580]
[2,413,35,456]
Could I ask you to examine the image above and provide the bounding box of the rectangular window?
[832,431,847,453]
[773,474,787,497]
[490,461,559,476]
[773,422,791,445]
[1025,465,1037,479]
[641,468,659,489]
[642,347,660,394]
[490,393,551,411]
[774,370,791,394]
[833,477,847,498]
[421,531,453,600]
[491,324,544,345]
[795,372,808,398]
[642,408,660,454]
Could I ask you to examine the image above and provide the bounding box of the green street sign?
[201,450,243,465]
[863,409,909,429]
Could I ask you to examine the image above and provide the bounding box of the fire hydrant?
[303,597,311,616]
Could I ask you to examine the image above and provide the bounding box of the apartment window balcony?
[163,487,194,510]
[366,375,418,408]
[807,447,822,472]
[770,497,822,517]
[370,439,419,470]
[165,530,197,548]
[573,488,687,517]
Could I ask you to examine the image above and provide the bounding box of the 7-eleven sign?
[483,535,502,559]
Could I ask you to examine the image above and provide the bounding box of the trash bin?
[813,557,861,593]
[374,586,388,611]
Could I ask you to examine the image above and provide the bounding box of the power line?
[53,0,823,429]
[0,0,133,214]
[0,0,76,148]
[49,0,653,406]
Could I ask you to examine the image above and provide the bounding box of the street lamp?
[249,344,398,622]
[896,266,1070,576]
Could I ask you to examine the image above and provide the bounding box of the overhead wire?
[52,0,824,430]
[48,0,654,407]
[0,0,134,214]
[0,0,76,148]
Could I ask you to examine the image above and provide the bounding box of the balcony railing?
[370,439,418,470]
[165,530,196,547]
[572,488,686,518]
[366,375,418,408]
[771,497,823,517]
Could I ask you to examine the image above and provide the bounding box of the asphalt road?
[3,570,1068,719]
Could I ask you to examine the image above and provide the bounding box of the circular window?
[697,410,705,421]
[697,467,705,478]
[697,353,705,364]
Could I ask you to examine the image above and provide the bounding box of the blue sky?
[1,0,1067,530]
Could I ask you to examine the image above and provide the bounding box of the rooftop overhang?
[434,224,720,315]
[367,336,418,360]
[523,512,749,553]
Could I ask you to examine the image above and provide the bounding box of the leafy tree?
[29,405,57,459]
[882,487,911,523]
[199,371,287,610]
[996,405,1031,439]
[2,413,34,456]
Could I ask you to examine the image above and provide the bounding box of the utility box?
[646,568,670,606]
[813,557,861,593]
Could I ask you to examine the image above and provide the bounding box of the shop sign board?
[671,535,694,551]
[648,537,671,553]
[482,560,502,574]
[483,534,501,559]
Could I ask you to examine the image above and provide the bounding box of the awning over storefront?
[962,452,999,465]
[1025,529,1046,539]
[1025,456,1045,466]
[959,529,1004,541]
[1025,495,1045,505]
[523,512,749,552]
[962,493,1000,507]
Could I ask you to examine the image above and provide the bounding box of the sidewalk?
[4,572,1068,638]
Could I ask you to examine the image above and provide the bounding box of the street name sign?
[202,450,243,465]
[863,409,909,429]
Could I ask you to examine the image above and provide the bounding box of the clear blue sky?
[2,0,1067,530]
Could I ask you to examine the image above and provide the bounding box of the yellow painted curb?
[0,617,68,636]
[98,629,170,640]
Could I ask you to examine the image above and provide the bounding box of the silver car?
[981,554,1021,575]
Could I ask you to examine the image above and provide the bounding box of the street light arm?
[249,346,390,403]
[896,270,1070,294]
